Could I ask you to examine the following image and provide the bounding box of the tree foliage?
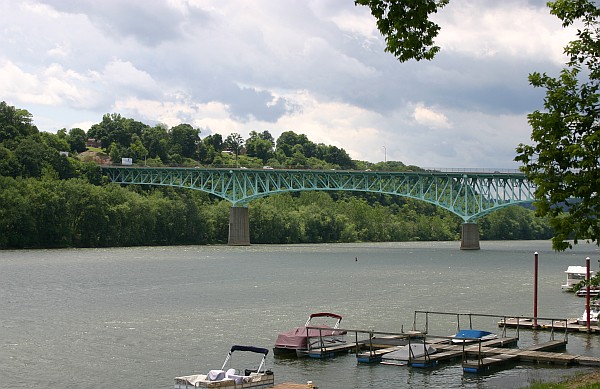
[515,0,600,251]
[67,128,88,153]
[479,206,553,241]
[357,0,598,250]
[224,132,244,165]
[0,100,553,248]
[355,0,449,62]
[0,176,229,248]
[88,113,149,149]
[245,130,274,163]
[169,123,199,159]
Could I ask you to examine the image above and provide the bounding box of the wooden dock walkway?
[409,337,520,369]
[408,348,464,368]
[356,345,401,363]
[301,311,600,375]
[498,317,600,333]
[354,333,430,363]
[273,383,314,389]
[307,329,423,359]
[458,339,600,373]
[356,336,519,366]
[308,336,417,359]
[306,342,357,358]
[355,335,600,373]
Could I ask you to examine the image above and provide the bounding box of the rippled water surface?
[2,241,599,388]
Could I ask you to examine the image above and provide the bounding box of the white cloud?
[435,0,575,64]
[413,104,452,129]
[101,59,159,95]
[21,1,61,18]
[0,60,42,102]
[113,96,232,130]
[70,120,96,132]
[0,0,577,168]
[47,43,70,58]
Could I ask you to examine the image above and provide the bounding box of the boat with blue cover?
[451,329,497,344]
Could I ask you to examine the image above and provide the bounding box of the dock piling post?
[586,256,591,332]
[534,252,538,328]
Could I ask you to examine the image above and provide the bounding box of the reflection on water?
[1,241,599,388]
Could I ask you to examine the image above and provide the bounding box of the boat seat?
[225,368,244,384]
[207,369,225,381]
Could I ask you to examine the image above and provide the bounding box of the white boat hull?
[175,373,274,388]
[381,343,437,366]
[175,346,274,389]
[577,304,600,326]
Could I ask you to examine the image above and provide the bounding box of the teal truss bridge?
[102,166,536,249]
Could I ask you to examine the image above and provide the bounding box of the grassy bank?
[525,372,600,388]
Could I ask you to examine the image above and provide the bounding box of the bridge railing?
[422,168,521,174]
[106,163,522,175]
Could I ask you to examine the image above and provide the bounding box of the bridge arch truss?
[103,167,535,222]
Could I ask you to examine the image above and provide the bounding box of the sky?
[0,0,577,169]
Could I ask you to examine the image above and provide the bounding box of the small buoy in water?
[355,257,358,262]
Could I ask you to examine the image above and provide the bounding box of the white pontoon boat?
[174,345,274,388]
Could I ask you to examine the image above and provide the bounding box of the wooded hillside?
[0,101,553,248]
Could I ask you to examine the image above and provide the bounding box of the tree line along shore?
[0,101,553,249]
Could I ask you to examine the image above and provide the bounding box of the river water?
[1,241,600,388]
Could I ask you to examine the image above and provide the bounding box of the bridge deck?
[102,166,535,222]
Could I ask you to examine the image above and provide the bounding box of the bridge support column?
[228,206,250,246]
[460,222,480,250]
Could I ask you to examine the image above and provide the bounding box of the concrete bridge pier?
[460,222,480,250]
[228,206,250,246]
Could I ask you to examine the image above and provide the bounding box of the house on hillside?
[86,138,102,148]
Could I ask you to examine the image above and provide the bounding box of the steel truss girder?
[102,167,535,222]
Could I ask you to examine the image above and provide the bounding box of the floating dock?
[498,317,600,333]
[355,332,424,363]
[298,311,600,375]
[461,339,568,373]
[306,342,356,359]
[409,336,520,368]
[307,331,423,359]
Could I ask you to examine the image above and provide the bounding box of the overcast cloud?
[0,0,576,168]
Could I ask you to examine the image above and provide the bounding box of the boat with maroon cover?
[273,312,346,356]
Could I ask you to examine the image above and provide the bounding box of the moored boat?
[450,329,497,344]
[380,343,437,366]
[273,312,346,356]
[562,266,593,290]
[174,345,274,388]
[578,301,600,326]
[576,287,600,297]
